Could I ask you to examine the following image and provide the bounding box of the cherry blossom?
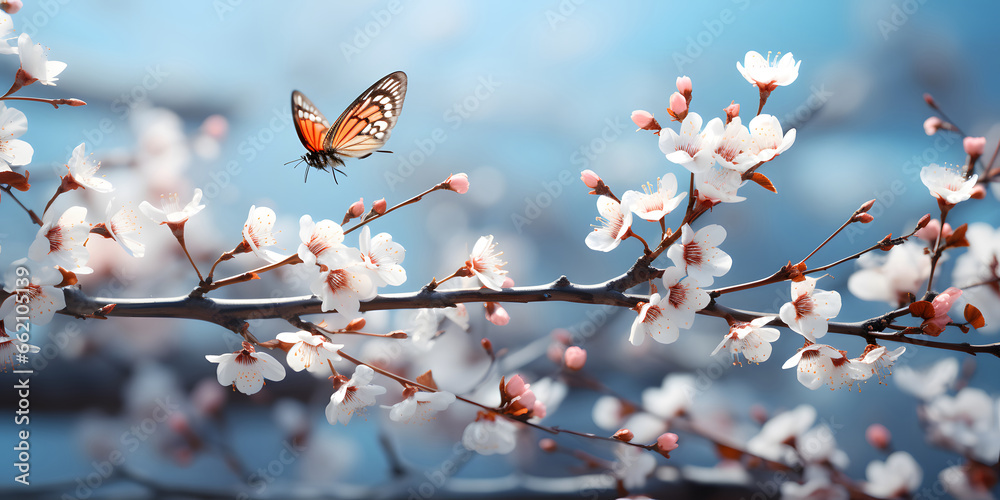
[779,277,842,342]
[64,143,112,193]
[592,395,633,431]
[387,390,455,423]
[781,467,848,500]
[0,328,39,370]
[710,316,780,364]
[586,195,634,252]
[629,268,710,346]
[939,464,997,500]
[798,425,849,468]
[847,242,931,307]
[462,413,517,455]
[666,223,732,286]
[782,343,864,391]
[642,373,697,419]
[467,235,508,290]
[746,404,816,465]
[748,114,796,163]
[925,387,1000,462]
[0,103,32,171]
[325,364,386,425]
[922,287,963,335]
[0,13,14,54]
[103,200,144,258]
[613,444,656,490]
[406,305,469,347]
[444,172,469,193]
[310,252,376,320]
[297,215,347,267]
[15,33,67,86]
[951,223,1000,333]
[895,357,959,401]
[358,225,406,287]
[864,451,922,498]
[563,346,587,370]
[204,341,286,396]
[275,330,343,376]
[710,116,756,172]
[242,205,285,263]
[850,344,905,384]
[920,163,978,205]
[28,206,92,274]
[0,258,65,326]
[140,188,206,226]
[626,174,685,221]
[658,112,718,173]
[737,51,800,91]
[694,163,745,204]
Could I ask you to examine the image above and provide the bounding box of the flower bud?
[505,375,527,398]
[655,432,680,458]
[539,438,558,452]
[676,75,692,96]
[444,173,469,194]
[581,169,602,189]
[964,136,986,157]
[866,423,891,450]
[923,93,936,107]
[630,110,660,131]
[348,198,364,218]
[855,213,874,224]
[563,346,587,371]
[484,302,510,326]
[481,338,494,356]
[858,199,876,213]
[723,100,740,124]
[923,116,942,136]
[971,184,986,199]
[1,0,21,14]
[372,198,387,215]
[613,428,634,442]
[668,92,688,119]
[346,317,366,331]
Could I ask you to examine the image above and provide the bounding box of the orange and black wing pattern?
[323,71,407,158]
[291,90,332,153]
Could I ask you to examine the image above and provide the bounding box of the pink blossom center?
[603,211,625,240]
[46,226,63,253]
[667,283,687,309]
[715,140,743,163]
[234,350,257,365]
[682,241,703,266]
[792,293,814,319]
[307,235,330,258]
[325,269,350,292]
[644,304,662,323]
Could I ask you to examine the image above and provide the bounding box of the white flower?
[666,223,732,287]
[748,114,796,163]
[407,305,469,347]
[104,200,144,258]
[782,343,865,391]
[848,242,931,307]
[737,51,800,90]
[387,391,455,423]
[0,258,65,326]
[630,267,709,345]
[951,223,1000,333]
[864,451,922,498]
[140,188,205,226]
[28,206,92,274]
[325,364,386,425]
[939,465,997,500]
[798,426,849,469]
[310,252,376,320]
[297,214,347,267]
[746,404,816,465]
[467,235,508,290]
[658,112,718,173]
[0,13,15,55]
[920,163,978,205]
[779,277,842,342]
[462,415,517,455]
[592,395,630,431]
[850,345,905,384]
[16,33,67,86]
[585,195,634,252]
[642,373,697,419]
[0,330,40,370]
[275,330,343,376]
[65,143,112,192]
[204,342,286,396]
[694,162,746,204]
[895,357,959,401]
[711,316,780,364]
[626,174,686,221]
[781,466,849,500]
[242,205,286,263]
[710,116,757,172]
[0,103,32,171]
[358,225,406,287]
[925,387,1000,462]
[613,444,656,490]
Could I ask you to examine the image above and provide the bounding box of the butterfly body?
[291,71,407,182]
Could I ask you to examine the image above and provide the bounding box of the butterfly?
[290,71,407,182]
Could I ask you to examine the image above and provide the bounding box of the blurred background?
[2,1,1000,498]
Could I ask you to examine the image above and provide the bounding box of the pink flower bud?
[971,184,987,199]
[1,0,22,14]
[676,76,692,95]
[724,100,740,124]
[547,342,566,364]
[866,423,891,450]
[501,277,515,288]
[631,109,659,131]
[485,302,510,326]
[373,198,387,215]
[613,428,634,442]
[563,346,587,371]
[505,375,527,398]
[855,213,874,224]
[923,116,943,136]
[348,198,364,218]
[655,432,679,457]
[964,136,987,157]
[580,169,602,189]
[445,173,469,194]
[669,92,687,116]
[201,114,228,139]
[915,219,953,242]
[532,401,546,419]
[539,438,558,452]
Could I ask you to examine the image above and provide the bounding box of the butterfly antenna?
[304,165,310,183]
[375,150,393,154]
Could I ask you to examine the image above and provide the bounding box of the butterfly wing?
[323,71,407,158]
[291,90,332,153]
